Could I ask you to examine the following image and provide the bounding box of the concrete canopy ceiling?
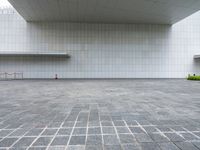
[8,0,200,24]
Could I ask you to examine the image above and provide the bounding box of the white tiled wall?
[0,10,200,78]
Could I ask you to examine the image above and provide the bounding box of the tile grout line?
[84,105,90,150]
[111,118,122,148]
[26,127,47,150]
[8,125,35,149]
[65,111,81,150]
[182,127,200,139]
[0,126,23,149]
[169,128,186,139]
[154,127,171,141]
[135,120,148,134]
[124,119,141,149]
[46,113,70,150]
[124,119,136,137]
[98,107,104,150]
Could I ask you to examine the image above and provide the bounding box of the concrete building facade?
[0,6,200,78]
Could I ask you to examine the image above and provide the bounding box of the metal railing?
[0,72,23,80]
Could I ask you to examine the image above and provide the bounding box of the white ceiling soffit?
[8,0,200,24]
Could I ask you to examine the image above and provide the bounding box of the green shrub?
[187,75,200,80]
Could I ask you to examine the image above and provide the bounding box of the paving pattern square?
[0,79,200,149]
[32,137,53,146]
[0,138,18,147]
[87,127,101,135]
[50,136,69,146]
[86,135,102,145]
[69,136,86,145]
[103,135,120,145]
[118,134,136,144]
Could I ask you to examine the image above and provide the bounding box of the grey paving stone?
[77,113,89,122]
[137,120,151,126]
[9,147,27,150]
[69,136,86,145]
[102,127,116,134]
[0,123,7,130]
[6,123,22,129]
[143,126,158,133]
[48,147,66,150]
[164,133,185,142]
[32,137,53,146]
[104,145,122,150]
[67,145,85,150]
[48,122,62,128]
[170,126,186,132]
[113,121,126,126]
[122,144,141,150]
[0,130,13,137]
[156,126,172,132]
[118,134,136,144]
[89,115,99,122]
[116,127,130,134]
[192,142,200,149]
[88,121,100,127]
[42,129,58,136]
[184,126,199,132]
[158,142,180,150]
[57,128,72,135]
[75,122,87,127]
[51,136,69,145]
[9,128,29,137]
[85,145,103,150]
[100,116,111,121]
[28,147,47,150]
[101,121,113,127]
[135,133,153,143]
[140,142,161,150]
[126,121,138,126]
[72,128,87,135]
[174,142,199,150]
[0,137,18,147]
[181,133,199,140]
[194,132,200,137]
[13,137,36,148]
[111,116,122,121]
[86,135,102,145]
[88,127,101,135]
[1,80,200,149]
[149,133,170,142]
[25,128,44,136]
[129,127,145,133]
[103,135,120,145]
[62,121,75,127]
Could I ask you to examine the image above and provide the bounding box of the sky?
[0,0,12,8]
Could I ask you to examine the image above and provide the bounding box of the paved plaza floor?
[0,79,200,150]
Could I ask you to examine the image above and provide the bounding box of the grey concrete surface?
[0,79,200,149]
[8,0,200,24]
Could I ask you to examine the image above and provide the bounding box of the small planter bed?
[187,75,200,80]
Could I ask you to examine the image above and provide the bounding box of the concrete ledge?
[194,55,200,59]
[0,51,70,57]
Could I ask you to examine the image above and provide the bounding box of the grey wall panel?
[0,11,200,78]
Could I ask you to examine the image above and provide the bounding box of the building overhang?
[8,0,200,24]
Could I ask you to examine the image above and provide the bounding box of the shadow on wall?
[0,56,68,62]
[25,22,172,50]
[193,59,200,74]
[0,56,70,73]
[23,22,174,77]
